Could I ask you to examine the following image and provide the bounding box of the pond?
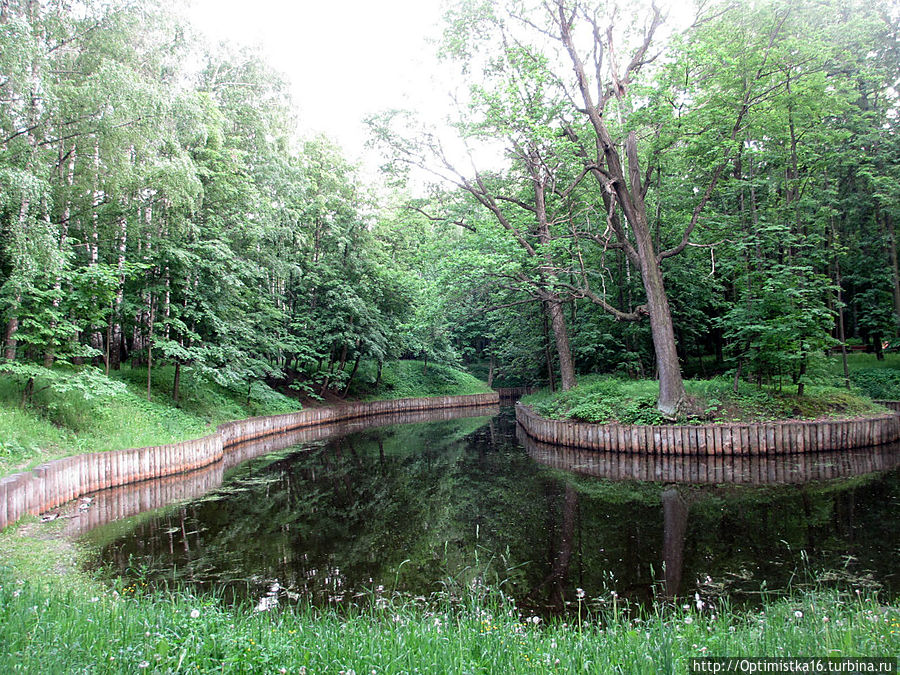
[80,406,900,616]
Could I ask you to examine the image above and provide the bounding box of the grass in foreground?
[522,376,888,425]
[0,523,896,674]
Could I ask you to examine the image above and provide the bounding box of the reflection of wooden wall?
[518,425,900,484]
[0,394,499,531]
[517,403,900,455]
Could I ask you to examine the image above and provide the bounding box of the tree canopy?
[2,0,898,410]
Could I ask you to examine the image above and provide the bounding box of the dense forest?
[1,0,898,413]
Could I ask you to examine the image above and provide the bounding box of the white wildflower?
[190,609,200,619]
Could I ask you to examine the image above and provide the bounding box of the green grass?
[825,353,900,374]
[522,375,887,425]
[0,364,300,477]
[346,360,493,400]
[0,525,896,674]
[0,360,492,478]
[822,353,900,400]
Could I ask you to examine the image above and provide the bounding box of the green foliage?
[847,369,900,400]
[524,376,885,424]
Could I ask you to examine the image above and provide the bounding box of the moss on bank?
[522,375,888,425]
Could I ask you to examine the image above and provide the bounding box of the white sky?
[187,0,449,166]
[186,0,697,177]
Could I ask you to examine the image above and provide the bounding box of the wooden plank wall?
[515,403,900,455]
[517,424,900,485]
[0,393,499,531]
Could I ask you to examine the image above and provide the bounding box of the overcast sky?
[186,0,697,178]
[187,0,449,164]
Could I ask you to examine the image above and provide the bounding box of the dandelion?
[684,616,693,625]
[279,669,287,674]
[576,588,585,599]
[794,610,803,619]
[89,596,97,602]
[190,609,200,619]
[694,592,705,611]
[138,661,149,669]
[530,616,541,625]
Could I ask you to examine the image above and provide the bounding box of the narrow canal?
[80,406,900,616]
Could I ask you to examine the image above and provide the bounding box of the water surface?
[83,407,900,614]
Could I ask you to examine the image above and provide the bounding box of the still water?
[82,407,900,614]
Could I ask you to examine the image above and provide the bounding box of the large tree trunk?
[541,301,557,393]
[534,171,577,391]
[556,6,686,413]
[633,221,685,415]
[547,298,576,391]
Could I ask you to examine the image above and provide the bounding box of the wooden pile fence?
[517,425,900,485]
[496,387,537,398]
[0,393,498,531]
[516,402,900,455]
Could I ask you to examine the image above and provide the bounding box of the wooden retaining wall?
[516,403,900,455]
[496,387,537,398]
[0,392,499,531]
[875,400,900,413]
[517,425,900,485]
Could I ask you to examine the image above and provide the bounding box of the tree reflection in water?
[81,408,900,616]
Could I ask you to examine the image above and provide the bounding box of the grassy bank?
[0,364,299,478]
[0,360,490,478]
[522,376,887,425]
[0,525,895,674]
[345,359,493,400]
